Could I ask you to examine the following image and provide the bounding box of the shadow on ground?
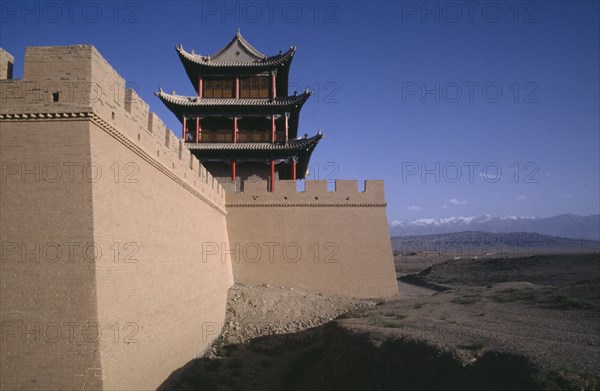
[159,254,599,390]
[158,321,568,391]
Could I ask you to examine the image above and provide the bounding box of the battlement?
[0,45,226,211]
[226,179,386,206]
[0,48,13,79]
[0,43,398,390]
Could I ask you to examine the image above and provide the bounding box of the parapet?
[226,179,386,206]
[0,48,14,80]
[0,45,226,211]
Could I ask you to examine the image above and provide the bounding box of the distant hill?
[391,231,600,257]
[390,214,600,241]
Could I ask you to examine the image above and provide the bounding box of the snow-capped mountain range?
[389,214,600,241]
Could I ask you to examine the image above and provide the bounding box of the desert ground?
[159,252,599,390]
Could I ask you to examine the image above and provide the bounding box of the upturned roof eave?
[155,90,311,112]
[185,132,323,153]
[176,45,295,70]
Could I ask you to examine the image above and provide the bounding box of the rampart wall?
[0,45,233,390]
[226,180,399,298]
[0,44,399,390]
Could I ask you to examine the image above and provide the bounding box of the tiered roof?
[155,31,323,180]
[176,35,295,69]
[187,132,322,154]
[176,30,295,94]
[187,132,323,177]
[156,90,310,108]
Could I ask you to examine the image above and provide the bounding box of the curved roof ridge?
[176,45,295,68]
[234,29,266,59]
[208,30,266,61]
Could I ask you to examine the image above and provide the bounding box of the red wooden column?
[233,116,238,143]
[270,160,275,192]
[271,71,276,98]
[271,115,276,143]
[232,114,238,182]
[195,117,201,142]
[292,158,297,180]
[182,115,187,141]
[235,75,240,99]
[285,113,289,142]
[198,76,203,98]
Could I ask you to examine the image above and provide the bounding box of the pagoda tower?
[156,30,323,192]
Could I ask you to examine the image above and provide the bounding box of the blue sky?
[2,1,598,222]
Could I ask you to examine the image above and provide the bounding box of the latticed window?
[240,76,270,98]
[203,79,234,98]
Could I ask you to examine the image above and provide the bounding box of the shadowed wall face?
[226,180,399,298]
[89,119,234,390]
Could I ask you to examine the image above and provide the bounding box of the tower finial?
[236,27,241,36]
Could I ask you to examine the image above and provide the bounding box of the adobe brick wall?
[0,119,103,390]
[204,161,277,193]
[88,119,233,390]
[226,180,399,298]
[1,43,400,389]
[1,45,233,390]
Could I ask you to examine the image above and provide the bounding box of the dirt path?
[396,274,438,298]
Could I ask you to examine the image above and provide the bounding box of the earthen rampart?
[0,45,232,390]
[226,179,399,298]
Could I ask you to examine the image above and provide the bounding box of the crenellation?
[0,48,14,80]
[364,179,385,195]
[189,149,196,170]
[124,88,149,130]
[243,178,269,193]
[1,41,396,390]
[305,180,328,193]
[147,110,154,132]
[275,179,297,194]
[181,145,192,167]
[227,179,387,206]
[0,44,226,215]
[24,46,93,83]
[148,112,167,135]
[165,128,180,152]
[227,177,396,297]
[168,129,179,152]
[335,179,359,193]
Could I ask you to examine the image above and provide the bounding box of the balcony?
[190,130,286,143]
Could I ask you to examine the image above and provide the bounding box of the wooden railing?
[188,131,286,143]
